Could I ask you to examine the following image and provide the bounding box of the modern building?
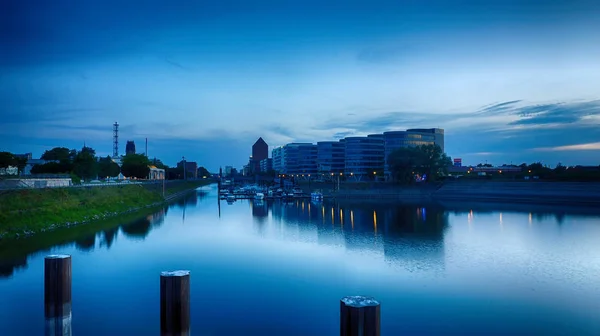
[274,127,444,179]
[316,141,345,175]
[282,143,317,175]
[344,134,384,179]
[271,146,283,173]
[251,137,268,173]
[406,128,445,152]
[125,141,136,155]
[260,158,273,173]
[177,160,198,179]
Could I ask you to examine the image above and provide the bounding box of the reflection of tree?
[121,217,152,240]
[0,256,27,278]
[101,227,119,249]
[75,233,96,251]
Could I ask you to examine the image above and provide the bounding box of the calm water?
[1,184,600,335]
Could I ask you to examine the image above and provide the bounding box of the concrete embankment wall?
[324,181,600,206]
[433,181,600,205]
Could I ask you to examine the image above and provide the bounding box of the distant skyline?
[2,0,599,171]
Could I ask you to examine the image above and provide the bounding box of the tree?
[98,156,120,178]
[197,166,210,178]
[121,154,150,179]
[413,144,452,181]
[387,147,421,184]
[0,152,17,168]
[41,147,76,163]
[151,157,168,170]
[387,145,451,183]
[73,146,98,180]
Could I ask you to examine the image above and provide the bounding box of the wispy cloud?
[533,142,600,152]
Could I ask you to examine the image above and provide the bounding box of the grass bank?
[0,180,212,240]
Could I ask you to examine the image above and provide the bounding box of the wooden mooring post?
[160,270,190,336]
[44,255,72,336]
[340,296,380,336]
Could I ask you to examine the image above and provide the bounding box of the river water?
[1,184,600,335]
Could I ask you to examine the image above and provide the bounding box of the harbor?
[217,178,325,203]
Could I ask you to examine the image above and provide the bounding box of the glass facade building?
[383,128,444,179]
[272,146,283,173]
[272,128,444,179]
[282,143,317,175]
[316,141,345,175]
[343,134,384,178]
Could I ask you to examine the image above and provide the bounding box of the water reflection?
[263,199,449,272]
[75,234,96,252]
[0,207,168,278]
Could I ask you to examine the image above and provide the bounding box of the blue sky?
[1,0,599,171]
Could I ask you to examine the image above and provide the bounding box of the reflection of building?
[267,199,448,270]
[148,166,165,180]
[125,141,136,155]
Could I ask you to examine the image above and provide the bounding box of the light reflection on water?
[1,184,600,335]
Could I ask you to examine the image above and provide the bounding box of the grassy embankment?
[0,180,212,239]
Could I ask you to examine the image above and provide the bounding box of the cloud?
[533,142,600,152]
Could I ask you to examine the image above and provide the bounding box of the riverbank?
[303,181,600,206]
[0,180,212,240]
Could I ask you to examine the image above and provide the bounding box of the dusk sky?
[1,0,599,171]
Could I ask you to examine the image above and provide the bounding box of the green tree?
[150,157,168,170]
[387,145,451,183]
[121,154,150,179]
[41,147,76,163]
[413,144,451,181]
[197,166,210,178]
[73,147,99,180]
[98,156,120,178]
[0,152,17,168]
[387,147,421,184]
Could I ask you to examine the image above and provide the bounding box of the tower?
[113,122,119,158]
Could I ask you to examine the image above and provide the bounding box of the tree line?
[387,145,600,183]
[0,147,211,182]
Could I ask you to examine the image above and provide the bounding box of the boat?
[226,195,236,202]
[255,192,265,200]
[311,192,323,201]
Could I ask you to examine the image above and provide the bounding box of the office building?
[344,134,384,179]
[282,143,317,175]
[316,141,345,175]
[260,158,273,172]
[406,128,445,152]
[125,141,136,155]
[251,137,268,173]
[271,146,283,173]
[383,128,444,179]
[275,127,444,179]
[177,160,198,179]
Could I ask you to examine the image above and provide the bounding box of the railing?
[44,255,381,336]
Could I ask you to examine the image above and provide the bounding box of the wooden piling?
[340,296,380,336]
[44,255,72,336]
[160,270,190,336]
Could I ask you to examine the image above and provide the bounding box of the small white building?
[148,166,165,180]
